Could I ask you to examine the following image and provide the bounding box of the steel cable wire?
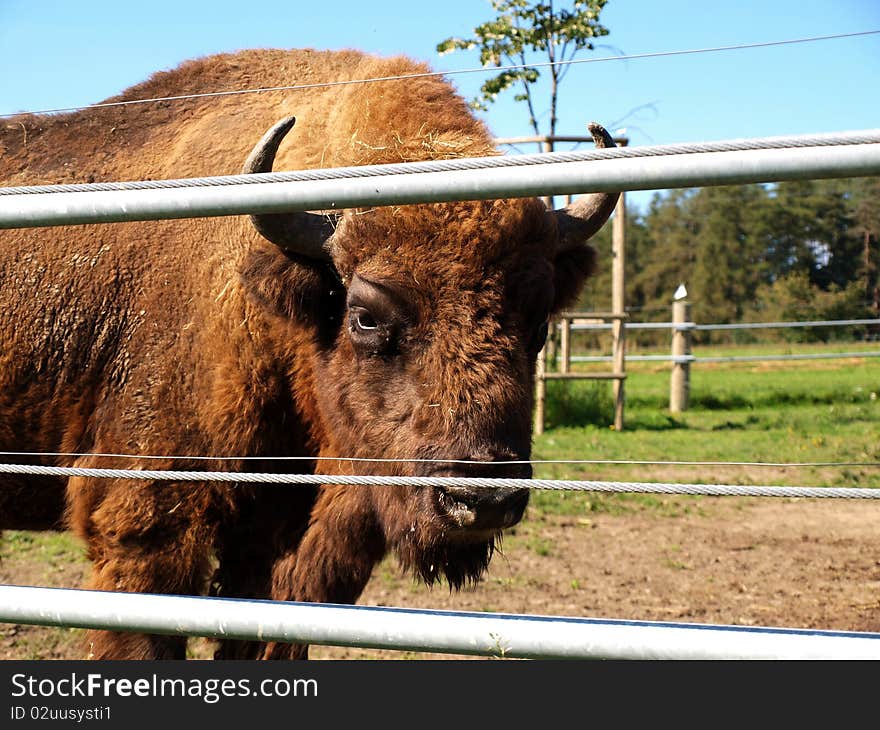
[0,463,877,499]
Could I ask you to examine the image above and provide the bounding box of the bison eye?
[348,306,394,355]
[352,308,378,331]
[529,319,549,354]
[345,275,412,357]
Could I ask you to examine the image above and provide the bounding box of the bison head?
[239,117,618,587]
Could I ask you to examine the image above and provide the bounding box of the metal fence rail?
[568,318,880,331]
[572,351,880,364]
[693,318,880,331]
[2,585,879,659]
[2,131,880,229]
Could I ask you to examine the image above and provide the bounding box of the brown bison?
[0,48,617,659]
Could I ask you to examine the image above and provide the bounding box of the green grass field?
[533,343,880,515]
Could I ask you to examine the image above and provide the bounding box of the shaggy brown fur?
[0,48,606,660]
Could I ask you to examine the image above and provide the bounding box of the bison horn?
[554,123,620,252]
[244,116,336,262]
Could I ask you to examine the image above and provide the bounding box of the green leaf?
[435,0,610,135]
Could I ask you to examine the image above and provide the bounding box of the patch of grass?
[523,489,703,528]
[0,531,87,566]
[528,488,694,518]
[1,626,85,660]
[543,380,614,429]
[376,558,405,589]
[524,535,554,557]
[491,576,522,589]
[664,559,690,570]
[527,490,618,517]
[662,544,691,570]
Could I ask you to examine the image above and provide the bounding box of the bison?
[0,48,618,659]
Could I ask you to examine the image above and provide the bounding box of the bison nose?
[438,484,530,530]
[429,460,531,531]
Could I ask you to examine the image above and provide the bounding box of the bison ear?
[238,244,345,337]
[550,243,598,314]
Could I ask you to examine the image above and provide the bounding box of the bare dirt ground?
[2,495,880,659]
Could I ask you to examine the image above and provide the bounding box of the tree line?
[582,177,880,341]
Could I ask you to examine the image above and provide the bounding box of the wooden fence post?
[670,298,692,413]
[542,138,554,209]
[534,343,547,435]
[612,315,626,430]
[560,314,571,374]
[611,189,627,430]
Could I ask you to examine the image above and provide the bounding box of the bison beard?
[0,48,619,660]
[398,531,498,590]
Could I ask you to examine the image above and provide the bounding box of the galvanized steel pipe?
[2,143,880,229]
[1,585,880,659]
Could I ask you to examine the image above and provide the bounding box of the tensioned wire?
[0,463,877,500]
[0,450,877,469]
[2,30,877,119]
[3,129,880,196]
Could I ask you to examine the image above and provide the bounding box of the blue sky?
[1,0,878,209]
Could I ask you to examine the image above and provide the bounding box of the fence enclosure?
[3,128,880,658]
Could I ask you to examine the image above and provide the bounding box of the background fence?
[539,309,880,423]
